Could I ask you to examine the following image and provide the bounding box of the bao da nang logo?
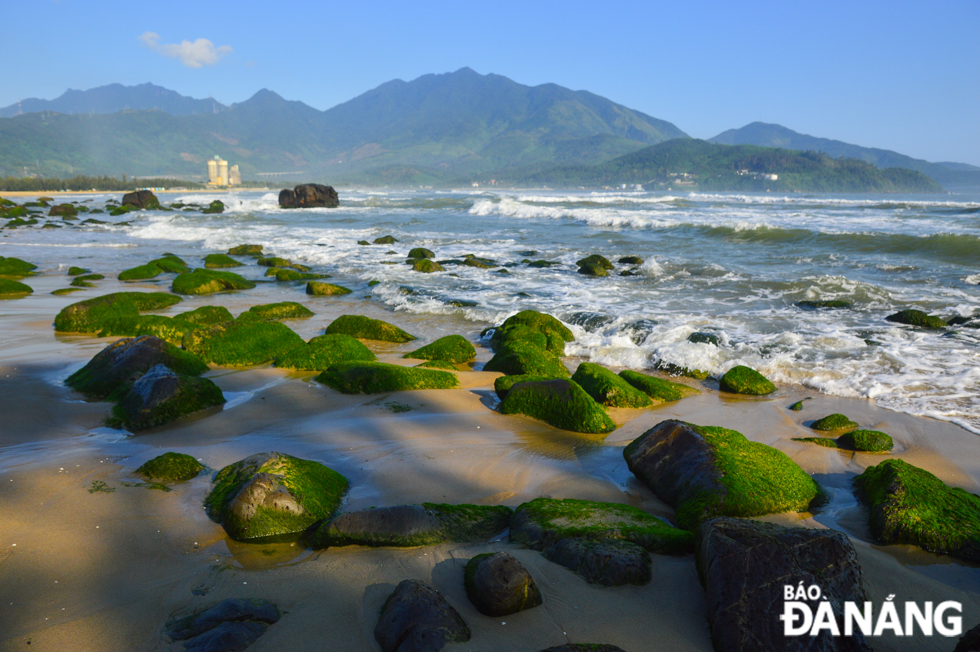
[780,583,963,638]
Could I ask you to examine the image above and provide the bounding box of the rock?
[67,267,90,276]
[278,183,339,208]
[203,253,242,268]
[624,420,822,529]
[465,552,542,616]
[576,254,613,270]
[0,256,37,277]
[499,378,614,433]
[810,413,858,431]
[493,374,554,400]
[121,190,160,209]
[718,365,776,395]
[375,580,470,652]
[796,299,853,309]
[885,308,947,329]
[202,200,224,214]
[618,369,700,402]
[412,259,444,273]
[228,244,263,256]
[306,281,352,296]
[696,517,870,652]
[95,315,195,345]
[483,341,570,378]
[488,310,574,355]
[48,203,78,217]
[178,305,234,326]
[404,335,476,364]
[538,646,626,652]
[237,302,314,322]
[108,364,225,431]
[274,333,376,370]
[269,269,328,281]
[316,361,458,394]
[837,429,893,452]
[324,314,416,342]
[172,269,256,295]
[374,235,398,244]
[416,360,456,370]
[618,255,643,265]
[543,537,651,586]
[511,497,693,555]
[165,598,280,646]
[183,320,305,366]
[853,458,980,561]
[0,278,32,295]
[527,260,560,268]
[66,335,208,399]
[310,503,512,548]
[687,331,719,346]
[119,255,190,280]
[205,452,349,540]
[563,312,616,332]
[54,292,182,333]
[182,621,267,652]
[408,247,434,259]
[955,623,980,652]
[788,398,809,411]
[136,452,204,482]
[572,362,653,408]
[577,261,609,276]
[462,255,496,268]
[256,256,310,271]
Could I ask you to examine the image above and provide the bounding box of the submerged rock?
[274,334,376,371]
[316,361,458,394]
[183,319,305,366]
[108,364,225,431]
[619,369,700,402]
[324,314,416,342]
[404,334,475,364]
[54,292,182,333]
[499,378,614,433]
[172,268,256,295]
[375,580,470,652]
[464,552,542,616]
[136,452,204,483]
[572,362,653,408]
[796,299,853,310]
[256,256,309,271]
[718,365,776,395]
[810,413,858,431]
[278,183,339,208]
[203,253,242,269]
[373,235,398,245]
[885,308,947,329]
[121,190,160,209]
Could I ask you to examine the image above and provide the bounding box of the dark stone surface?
[165,598,280,642]
[544,537,651,586]
[278,183,339,208]
[955,622,980,652]
[121,190,160,209]
[182,621,268,652]
[695,517,871,652]
[375,580,470,652]
[464,552,542,616]
[318,505,440,545]
[110,363,224,430]
[539,646,627,652]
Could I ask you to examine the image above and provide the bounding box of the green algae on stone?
[54,292,182,333]
[177,305,234,326]
[489,310,574,355]
[484,341,570,378]
[886,309,947,329]
[136,452,204,483]
[414,359,457,370]
[618,256,644,265]
[183,320,305,366]
[373,235,397,244]
[274,334,376,371]
[0,278,32,295]
[172,268,256,295]
[201,200,224,214]
[205,452,349,541]
[838,429,893,452]
[0,256,37,277]
[810,413,858,431]
[853,458,980,561]
[499,378,614,434]
[108,365,224,431]
[407,247,434,259]
[95,315,195,345]
[316,361,458,394]
[324,314,416,342]
[118,263,166,281]
[618,369,700,403]
[256,256,310,272]
[577,260,609,277]
[655,361,711,380]
[792,437,840,449]
[796,300,853,309]
[404,334,475,364]
[687,332,719,346]
[203,253,243,269]
[51,287,85,296]
[788,398,810,411]
[306,281,352,296]
[572,363,653,408]
[237,302,314,322]
[718,365,776,395]
[575,254,613,270]
[493,374,554,400]
[267,268,328,281]
[411,259,444,273]
[510,497,693,555]
[228,244,263,256]
[67,266,90,276]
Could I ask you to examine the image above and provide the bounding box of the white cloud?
[139,32,232,68]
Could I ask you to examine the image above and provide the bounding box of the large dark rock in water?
[165,598,280,651]
[278,183,339,208]
[121,190,160,209]
[543,537,651,586]
[375,580,470,652]
[464,552,542,616]
[108,364,225,431]
[695,517,870,652]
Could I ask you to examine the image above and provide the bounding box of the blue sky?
[4,0,979,164]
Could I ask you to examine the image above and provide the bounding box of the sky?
[3,0,979,165]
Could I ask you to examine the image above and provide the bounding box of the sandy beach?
[0,268,978,652]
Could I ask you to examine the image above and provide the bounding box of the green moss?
[0,278,32,295]
[854,458,980,560]
[810,413,858,431]
[718,365,776,395]
[619,256,644,265]
[201,200,224,214]
[316,361,458,394]
[269,269,329,281]
[484,341,570,377]
[274,334,376,370]
[373,235,397,244]
[51,287,84,296]
[108,371,225,431]
[511,497,692,555]
[687,332,719,346]
[577,261,609,277]
[886,309,947,329]
[237,302,314,322]
[404,335,475,364]
[324,314,416,342]
[527,260,560,268]
[412,259,444,273]
[411,359,452,370]
[67,337,208,398]
[793,437,840,449]
[306,281,352,295]
[619,369,700,402]
[838,429,893,452]
[489,310,574,355]
[54,292,182,333]
[74,274,104,282]
[796,300,853,309]
[576,254,613,270]
[788,399,809,411]
[0,256,37,277]
[135,452,204,482]
[172,268,256,295]
[493,374,553,400]
[408,247,434,259]
[67,266,90,276]
[655,361,711,380]
[228,244,263,256]
[177,305,234,326]
[70,281,96,288]
[572,363,653,408]
[257,256,309,271]
[183,320,305,366]
[118,263,165,281]
[204,253,243,269]
[96,315,195,345]
[499,378,615,433]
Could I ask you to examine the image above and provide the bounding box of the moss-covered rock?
[274,334,376,370]
[67,266,90,276]
[121,190,160,210]
[204,452,349,541]
[483,341,570,378]
[572,362,653,408]
[810,413,858,431]
[488,310,574,355]
[499,378,615,433]
[306,281,351,296]
[527,260,560,268]
[838,429,893,452]
[237,302,314,322]
[118,256,190,281]
[854,458,980,561]
[183,320,304,366]
[257,256,309,272]
[404,335,475,364]
[407,247,434,259]
[464,552,542,616]
[619,369,700,403]
[414,359,457,370]
[687,332,719,346]
[0,278,32,295]
[0,256,37,277]
[51,287,84,296]
[316,361,458,394]
[95,315,194,345]
[543,537,652,587]
[54,292,182,333]
[510,497,693,555]
[718,365,776,395]
[412,259,445,273]
[324,314,416,342]
[493,374,554,400]
[201,200,224,214]
[576,254,613,270]
[228,244,263,256]
[624,420,822,529]
[203,253,242,269]
[172,268,256,295]
[796,299,853,309]
[886,309,947,329]
[135,452,204,482]
[577,261,609,277]
[108,364,224,431]
[309,503,512,548]
[373,235,397,245]
[618,256,643,265]
[788,398,809,411]
[49,203,78,217]
[177,305,234,326]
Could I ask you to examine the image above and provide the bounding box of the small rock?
[375,580,470,652]
[464,552,542,616]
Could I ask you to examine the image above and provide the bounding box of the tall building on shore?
[206,155,239,186]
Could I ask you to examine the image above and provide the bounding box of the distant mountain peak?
[0,82,226,118]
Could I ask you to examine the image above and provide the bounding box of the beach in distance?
[0,187,979,651]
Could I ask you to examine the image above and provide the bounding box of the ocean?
[5,187,980,433]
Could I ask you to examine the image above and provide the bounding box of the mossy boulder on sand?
[203,253,242,268]
[118,256,189,280]
[108,364,225,431]
[177,305,233,326]
[323,314,416,342]
[54,292,182,333]
[489,309,574,355]
[493,374,553,400]
[0,278,32,295]
[619,369,700,402]
[316,361,458,394]
[66,335,208,399]
[854,458,980,561]
[95,314,194,345]
[309,503,512,548]
[810,413,858,431]
[183,319,305,366]
[718,365,776,395]
[375,580,470,652]
[204,452,349,541]
[228,244,263,256]
[483,341,570,378]
[510,497,693,555]
[465,552,542,616]
[135,452,204,483]
[572,362,653,408]
[499,378,614,433]
[172,268,256,295]
[0,256,37,277]
[404,334,476,364]
[838,429,893,452]
[271,269,329,281]
[274,334,376,371]
[544,537,652,587]
[237,301,314,322]
[886,309,947,329]
[624,420,822,529]
[306,281,351,296]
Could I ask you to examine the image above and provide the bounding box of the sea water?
[3,188,979,433]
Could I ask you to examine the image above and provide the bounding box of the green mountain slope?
[0,83,225,118]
